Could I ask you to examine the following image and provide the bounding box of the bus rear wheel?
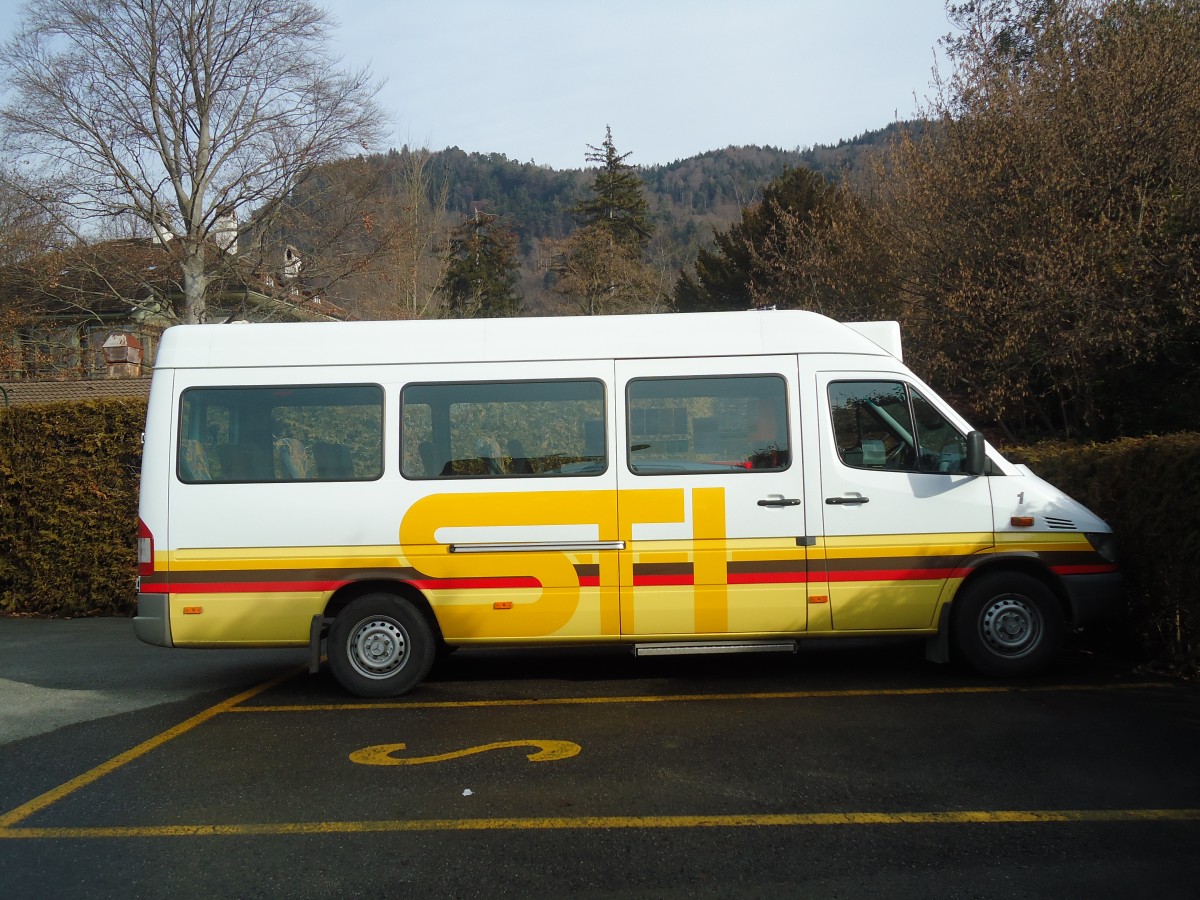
[328,593,435,697]
[951,572,1062,677]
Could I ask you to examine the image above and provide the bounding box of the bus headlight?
[1085,532,1118,564]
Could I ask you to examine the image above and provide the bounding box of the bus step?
[633,640,797,657]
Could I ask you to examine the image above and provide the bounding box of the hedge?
[1006,435,1200,677]
[1,398,1197,675]
[0,399,145,616]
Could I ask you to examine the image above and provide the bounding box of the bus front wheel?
[951,572,1062,677]
[328,593,435,697]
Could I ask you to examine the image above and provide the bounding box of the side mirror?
[965,430,986,476]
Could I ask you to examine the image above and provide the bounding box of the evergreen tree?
[550,127,665,315]
[573,126,653,252]
[440,209,522,318]
[674,167,833,312]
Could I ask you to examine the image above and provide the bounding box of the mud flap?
[309,614,333,674]
[925,602,952,664]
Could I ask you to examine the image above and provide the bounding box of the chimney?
[101,332,143,378]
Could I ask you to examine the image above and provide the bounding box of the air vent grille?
[1045,516,1077,530]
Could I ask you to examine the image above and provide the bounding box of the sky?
[333,0,953,169]
[0,0,954,171]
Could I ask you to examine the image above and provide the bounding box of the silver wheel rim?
[346,616,409,680]
[979,595,1041,658]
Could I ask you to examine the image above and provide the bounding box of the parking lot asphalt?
[0,617,308,745]
[2,618,1199,898]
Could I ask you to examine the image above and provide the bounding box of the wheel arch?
[952,553,1071,624]
[323,579,444,644]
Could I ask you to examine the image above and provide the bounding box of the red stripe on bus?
[168,576,543,594]
[1050,563,1119,576]
[166,562,1101,595]
[168,580,347,594]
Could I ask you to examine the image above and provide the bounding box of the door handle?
[758,497,801,508]
[825,496,869,505]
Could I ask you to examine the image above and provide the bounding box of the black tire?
[327,593,435,697]
[951,572,1063,677]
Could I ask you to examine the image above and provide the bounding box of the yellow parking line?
[3,808,1199,839]
[228,682,1175,713]
[0,674,1178,833]
[0,665,305,829]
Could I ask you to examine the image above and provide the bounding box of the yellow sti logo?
[398,489,736,638]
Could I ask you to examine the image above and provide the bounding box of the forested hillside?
[406,126,898,263]
[278,128,898,315]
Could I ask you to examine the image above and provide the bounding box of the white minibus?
[134,309,1121,696]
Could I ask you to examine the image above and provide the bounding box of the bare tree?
[245,154,402,318]
[0,0,386,323]
[389,147,450,318]
[0,165,65,266]
[549,227,668,316]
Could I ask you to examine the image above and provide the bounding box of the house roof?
[0,377,150,407]
[0,241,176,318]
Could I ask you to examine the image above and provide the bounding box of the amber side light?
[1011,516,1035,527]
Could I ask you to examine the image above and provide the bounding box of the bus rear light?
[137,518,155,576]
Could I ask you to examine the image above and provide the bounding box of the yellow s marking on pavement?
[349,739,582,766]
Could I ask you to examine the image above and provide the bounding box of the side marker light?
[1011,516,1035,527]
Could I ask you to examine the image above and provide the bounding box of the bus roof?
[153,309,903,369]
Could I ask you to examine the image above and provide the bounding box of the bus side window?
[179,385,383,483]
[911,390,968,473]
[179,439,212,481]
[314,442,354,479]
[829,381,915,470]
[582,419,605,460]
[828,381,966,474]
[216,443,272,480]
[627,374,790,474]
[400,379,607,479]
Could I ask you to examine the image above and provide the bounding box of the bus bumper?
[133,593,174,647]
[1061,571,1124,627]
